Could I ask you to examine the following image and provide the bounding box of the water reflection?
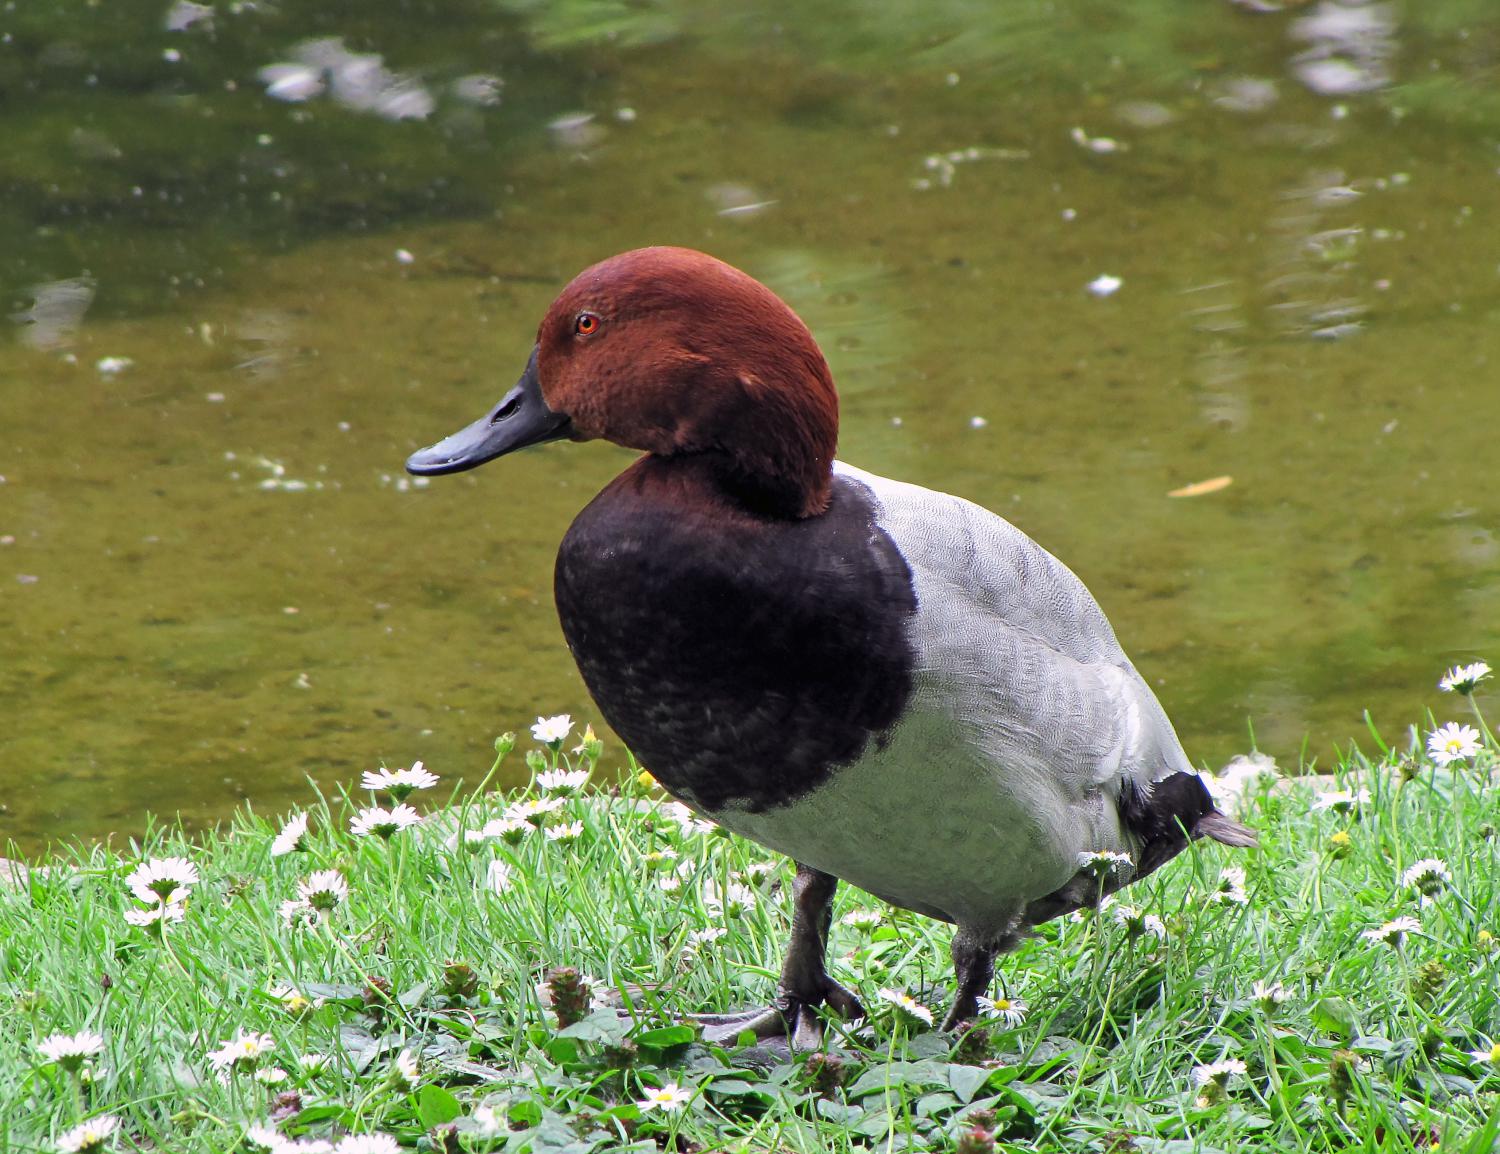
[258,38,446,121]
[10,277,95,350]
[1290,2,1397,96]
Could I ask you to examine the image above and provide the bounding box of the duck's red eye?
[575,313,599,336]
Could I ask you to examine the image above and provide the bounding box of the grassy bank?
[5,699,1500,1154]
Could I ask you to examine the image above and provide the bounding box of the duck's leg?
[941,926,999,1030]
[699,863,864,1047]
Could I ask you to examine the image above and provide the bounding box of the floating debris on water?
[707,184,776,218]
[1168,476,1234,499]
[1070,126,1128,154]
[10,277,95,350]
[96,356,134,374]
[548,112,603,150]
[1087,274,1123,298]
[250,456,324,492]
[258,38,436,120]
[913,145,1029,190]
[450,74,502,107]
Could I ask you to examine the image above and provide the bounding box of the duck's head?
[406,246,839,517]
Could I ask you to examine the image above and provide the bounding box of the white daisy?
[361,762,439,801]
[1440,661,1491,695]
[544,820,584,843]
[390,1047,419,1090]
[485,860,512,894]
[1251,980,1289,1013]
[640,848,679,870]
[473,1104,503,1136]
[207,1029,276,1073]
[125,856,198,905]
[1209,867,1249,906]
[245,1124,285,1153]
[297,869,348,911]
[1112,904,1168,940]
[124,903,185,931]
[37,1030,105,1072]
[271,812,310,856]
[841,908,883,931]
[737,861,777,882]
[56,1115,120,1153]
[658,874,683,893]
[1401,858,1451,898]
[635,1081,692,1112]
[535,768,590,794]
[269,984,315,1016]
[279,898,319,928]
[349,803,421,839]
[1363,915,1422,946]
[1192,1058,1247,1087]
[1311,788,1371,814]
[702,880,757,918]
[686,926,727,947]
[1469,1041,1500,1065]
[1429,722,1483,767]
[1077,850,1134,876]
[571,725,601,757]
[664,801,717,835]
[876,987,934,1027]
[530,714,573,745]
[977,994,1027,1026]
[255,1065,289,1085]
[502,797,566,826]
[449,827,490,853]
[333,1136,401,1154]
[482,817,531,844]
[298,1052,330,1076]
[1205,755,1279,811]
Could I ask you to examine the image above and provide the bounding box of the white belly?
[717,705,1134,935]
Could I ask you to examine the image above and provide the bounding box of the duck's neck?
[621,451,828,521]
[700,445,832,519]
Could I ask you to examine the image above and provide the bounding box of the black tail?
[1120,771,1258,879]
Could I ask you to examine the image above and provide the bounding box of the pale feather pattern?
[719,461,1191,938]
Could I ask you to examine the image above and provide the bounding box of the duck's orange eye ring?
[574,312,600,336]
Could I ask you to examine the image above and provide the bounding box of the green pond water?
[2,1,1498,853]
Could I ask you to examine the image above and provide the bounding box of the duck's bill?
[405,346,572,476]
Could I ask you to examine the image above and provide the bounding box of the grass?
[5,698,1500,1154]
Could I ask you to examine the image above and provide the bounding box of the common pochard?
[407,246,1256,1043]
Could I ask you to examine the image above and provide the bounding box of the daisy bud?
[545,966,591,1028]
[804,1052,847,1096]
[601,1040,638,1070]
[1328,1049,1357,1106]
[494,732,516,756]
[955,1123,997,1154]
[440,961,479,1000]
[1413,960,1446,1008]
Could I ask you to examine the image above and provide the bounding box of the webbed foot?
[697,862,863,1049]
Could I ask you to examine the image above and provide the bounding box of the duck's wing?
[833,461,1255,873]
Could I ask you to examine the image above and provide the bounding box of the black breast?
[554,462,917,814]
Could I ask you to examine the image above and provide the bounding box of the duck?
[406,245,1257,1044]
